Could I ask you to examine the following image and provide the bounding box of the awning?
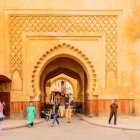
[0,75,11,84]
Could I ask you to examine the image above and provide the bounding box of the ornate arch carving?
[31,43,96,97]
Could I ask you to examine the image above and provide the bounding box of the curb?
[3,120,45,131]
[77,114,140,131]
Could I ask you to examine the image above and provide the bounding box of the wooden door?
[0,92,10,117]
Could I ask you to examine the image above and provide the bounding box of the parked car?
[41,104,55,119]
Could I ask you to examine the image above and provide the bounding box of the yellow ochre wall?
[0,0,140,118]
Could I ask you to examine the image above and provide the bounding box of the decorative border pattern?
[31,43,96,95]
[9,14,118,78]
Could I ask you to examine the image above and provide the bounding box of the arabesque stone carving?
[31,43,96,96]
[9,14,118,79]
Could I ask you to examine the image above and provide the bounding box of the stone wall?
[11,101,40,119]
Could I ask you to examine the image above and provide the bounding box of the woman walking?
[65,105,72,123]
[59,103,65,118]
[27,103,36,127]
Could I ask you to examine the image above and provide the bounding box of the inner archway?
[40,57,87,114]
[48,76,74,105]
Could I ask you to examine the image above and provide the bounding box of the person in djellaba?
[27,102,36,128]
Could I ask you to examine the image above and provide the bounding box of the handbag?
[0,112,6,121]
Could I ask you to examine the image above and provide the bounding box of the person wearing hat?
[108,99,118,125]
[27,102,36,127]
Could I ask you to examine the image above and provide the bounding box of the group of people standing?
[26,102,73,128]
[24,99,119,128]
[51,103,73,127]
[27,100,118,128]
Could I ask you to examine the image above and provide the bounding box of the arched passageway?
[39,57,88,114]
[31,43,97,116]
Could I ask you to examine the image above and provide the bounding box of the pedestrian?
[109,99,118,125]
[65,103,69,109]
[51,103,60,127]
[27,102,36,128]
[2,101,6,116]
[0,101,3,115]
[59,103,65,118]
[65,105,72,123]
[0,100,4,135]
[58,103,65,123]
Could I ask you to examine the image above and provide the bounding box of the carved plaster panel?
[9,13,118,79]
[31,43,96,97]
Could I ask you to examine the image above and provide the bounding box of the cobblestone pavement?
[1,116,140,140]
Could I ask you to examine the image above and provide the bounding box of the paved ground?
[1,116,140,140]
[78,114,140,131]
[2,119,44,130]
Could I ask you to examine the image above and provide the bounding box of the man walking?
[51,103,60,127]
[109,99,118,125]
